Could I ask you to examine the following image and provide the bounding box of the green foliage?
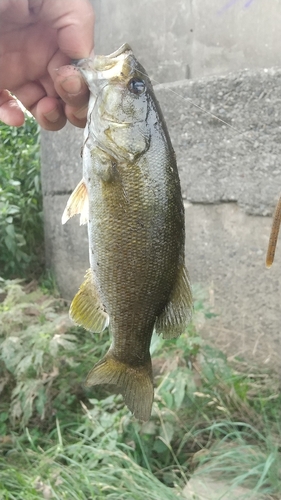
[0,421,184,500]
[0,116,43,278]
[0,279,280,499]
[39,269,60,297]
[0,278,110,428]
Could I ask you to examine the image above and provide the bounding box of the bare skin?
[0,0,95,130]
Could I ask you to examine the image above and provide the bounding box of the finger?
[14,81,66,130]
[0,0,31,23]
[64,103,88,128]
[50,61,89,128]
[33,96,67,130]
[40,0,95,59]
[0,90,25,126]
[28,0,44,16]
[53,65,89,108]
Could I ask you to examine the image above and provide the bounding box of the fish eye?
[127,78,146,95]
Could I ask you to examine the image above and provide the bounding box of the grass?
[0,116,43,279]
[1,426,184,499]
[0,279,280,499]
[190,421,280,496]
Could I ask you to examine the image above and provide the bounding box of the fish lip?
[102,43,132,59]
[75,43,135,98]
[76,44,133,75]
[74,58,99,90]
[76,58,96,72]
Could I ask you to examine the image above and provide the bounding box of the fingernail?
[43,108,61,123]
[73,105,88,120]
[61,76,82,95]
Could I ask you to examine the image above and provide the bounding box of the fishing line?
[122,59,255,144]
[125,61,281,266]
[151,78,242,134]
[127,62,281,265]
[86,56,280,265]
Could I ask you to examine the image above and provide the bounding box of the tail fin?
[85,353,154,421]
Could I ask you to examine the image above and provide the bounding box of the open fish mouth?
[76,44,134,83]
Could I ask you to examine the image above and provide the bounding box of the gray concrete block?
[92,0,281,80]
[93,0,193,82]
[43,194,88,299]
[42,67,281,213]
[185,202,280,367]
[41,123,83,195]
[156,69,281,215]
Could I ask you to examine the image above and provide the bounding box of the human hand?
[0,0,94,130]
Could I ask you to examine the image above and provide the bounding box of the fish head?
[77,44,156,159]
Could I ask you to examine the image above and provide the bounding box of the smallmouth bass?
[62,44,193,420]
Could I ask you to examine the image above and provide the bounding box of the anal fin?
[62,179,89,225]
[70,269,109,332]
[155,264,193,339]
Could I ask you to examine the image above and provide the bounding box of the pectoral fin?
[90,146,117,182]
[70,269,109,332]
[62,179,89,225]
[155,264,193,339]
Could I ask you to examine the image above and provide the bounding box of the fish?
[62,43,193,421]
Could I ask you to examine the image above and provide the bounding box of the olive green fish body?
[62,45,192,420]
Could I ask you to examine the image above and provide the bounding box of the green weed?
[0,279,111,428]
[39,269,60,297]
[1,420,184,499]
[0,279,280,499]
[0,116,43,278]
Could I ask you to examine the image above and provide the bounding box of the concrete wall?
[93,0,281,80]
[41,0,281,368]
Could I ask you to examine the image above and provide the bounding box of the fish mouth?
[76,44,134,85]
[98,43,132,61]
[94,43,133,72]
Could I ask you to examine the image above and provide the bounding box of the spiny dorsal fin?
[154,264,193,339]
[62,179,89,225]
[70,269,109,332]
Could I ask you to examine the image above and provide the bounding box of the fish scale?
[62,44,193,420]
